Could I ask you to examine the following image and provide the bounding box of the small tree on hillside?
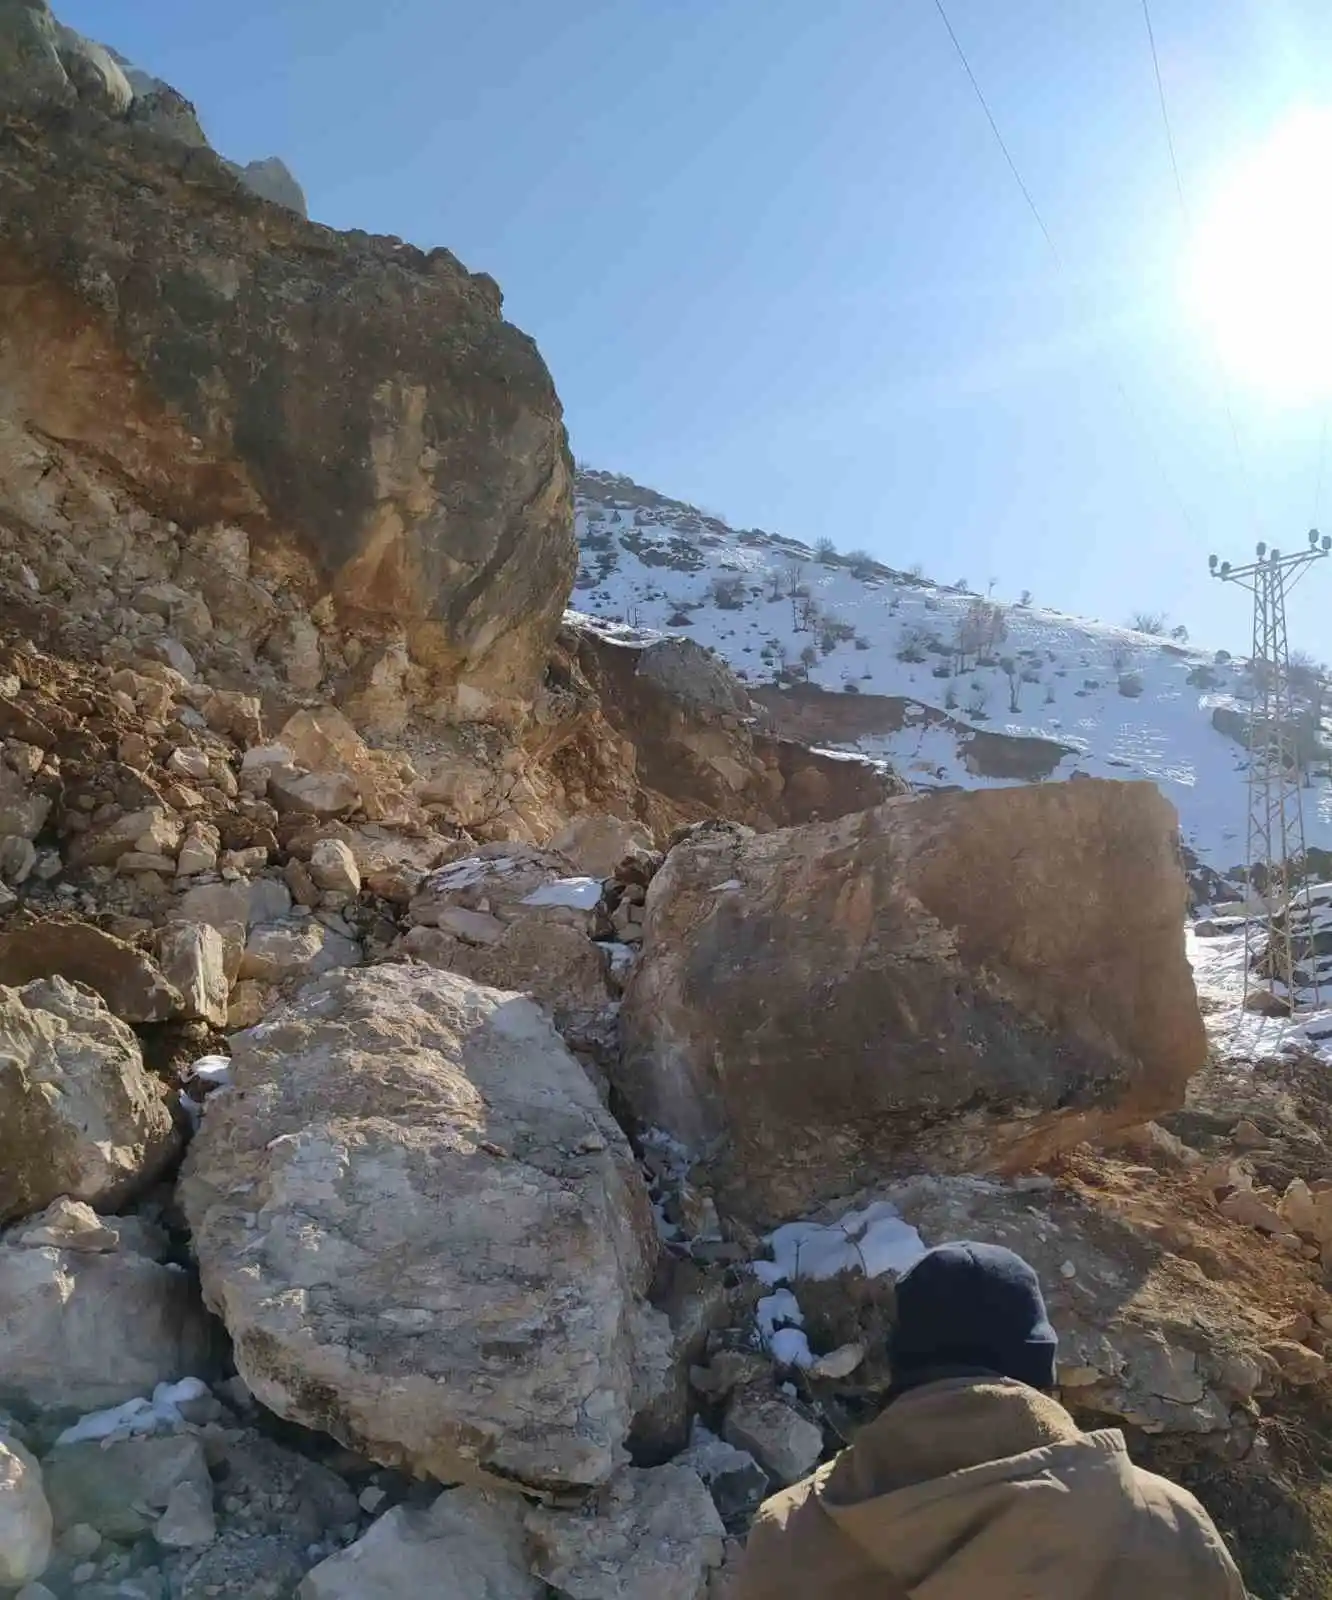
[1129,610,1168,636]
[1000,655,1022,713]
[814,536,838,564]
[954,598,1008,672]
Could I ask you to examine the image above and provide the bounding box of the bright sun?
[1186,108,1332,404]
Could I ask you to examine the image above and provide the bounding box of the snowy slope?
[571,469,1332,874]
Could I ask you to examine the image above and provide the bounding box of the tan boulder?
[180,965,670,1491]
[0,923,180,1023]
[0,977,177,1223]
[619,782,1204,1223]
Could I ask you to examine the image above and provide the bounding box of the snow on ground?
[572,469,1332,874]
[1187,923,1332,1063]
[749,1202,926,1370]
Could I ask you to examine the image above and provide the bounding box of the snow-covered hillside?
[571,469,1332,875]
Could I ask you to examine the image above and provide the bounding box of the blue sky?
[62,0,1332,653]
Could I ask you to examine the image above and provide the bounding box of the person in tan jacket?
[732,1240,1247,1600]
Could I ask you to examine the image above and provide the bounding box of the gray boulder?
[182,965,670,1491]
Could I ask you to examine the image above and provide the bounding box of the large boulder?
[0,977,177,1224]
[0,1211,214,1414]
[181,965,670,1492]
[620,782,1205,1223]
[0,86,574,732]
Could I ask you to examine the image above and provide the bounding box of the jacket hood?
[819,1377,1150,1599]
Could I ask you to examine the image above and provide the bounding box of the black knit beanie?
[890,1241,1059,1392]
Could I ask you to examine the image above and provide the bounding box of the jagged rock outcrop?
[0,976,177,1223]
[537,620,902,837]
[181,964,672,1491]
[620,780,1206,1223]
[0,66,574,736]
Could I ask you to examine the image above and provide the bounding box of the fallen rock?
[1219,1187,1286,1234]
[548,813,655,879]
[0,1430,51,1589]
[298,1487,539,1599]
[237,920,361,984]
[268,771,361,820]
[525,1464,725,1600]
[676,1426,769,1529]
[309,838,360,899]
[43,1435,211,1543]
[620,783,1205,1222]
[0,923,180,1023]
[408,844,600,935]
[65,807,179,869]
[166,1428,358,1597]
[0,767,49,841]
[401,919,614,1050]
[181,965,668,1491]
[12,1199,118,1254]
[0,1224,213,1414]
[0,977,177,1223]
[175,819,220,878]
[157,923,228,1027]
[721,1395,823,1489]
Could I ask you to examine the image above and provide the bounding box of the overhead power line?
[928,0,1061,266]
[928,0,1198,535]
[1140,0,1264,537]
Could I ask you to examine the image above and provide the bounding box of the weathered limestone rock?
[549,813,656,879]
[309,839,360,899]
[525,1464,725,1600]
[0,766,48,840]
[721,1396,822,1489]
[0,923,180,1022]
[0,103,575,732]
[65,807,179,869]
[298,1488,539,1600]
[402,920,614,1051]
[43,1435,212,1543]
[620,783,1205,1222]
[0,1430,51,1589]
[268,771,361,820]
[237,920,361,984]
[0,1220,213,1413]
[181,965,669,1491]
[0,977,177,1223]
[408,845,601,934]
[157,923,228,1026]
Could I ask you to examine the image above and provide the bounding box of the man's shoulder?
[1120,1458,1248,1595]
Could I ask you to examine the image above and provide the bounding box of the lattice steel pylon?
[1209,532,1331,1011]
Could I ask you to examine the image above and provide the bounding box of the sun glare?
[1186,108,1332,404]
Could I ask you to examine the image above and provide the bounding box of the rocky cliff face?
[0,86,573,738]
